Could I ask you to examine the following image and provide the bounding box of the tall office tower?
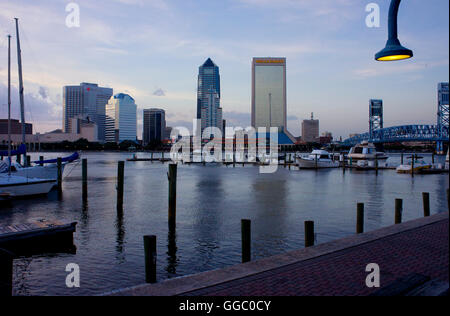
[201,89,223,137]
[143,108,166,145]
[197,58,221,135]
[252,58,287,131]
[437,83,449,154]
[63,82,113,142]
[301,113,319,143]
[105,93,137,143]
[369,99,383,140]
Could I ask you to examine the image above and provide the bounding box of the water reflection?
[166,228,178,277]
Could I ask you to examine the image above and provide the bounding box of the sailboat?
[0,31,55,200]
[0,18,79,182]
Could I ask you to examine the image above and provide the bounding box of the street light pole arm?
[387,0,401,43]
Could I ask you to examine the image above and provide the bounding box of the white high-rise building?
[105,93,137,143]
[63,82,113,142]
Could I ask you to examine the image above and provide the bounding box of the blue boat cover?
[32,152,80,164]
[0,144,27,156]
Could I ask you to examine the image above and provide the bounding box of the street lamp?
[375,0,413,61]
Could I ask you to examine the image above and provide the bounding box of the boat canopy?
[32,152,80,164]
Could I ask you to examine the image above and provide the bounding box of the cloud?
[0,83,60,133]
[153,88,165,96]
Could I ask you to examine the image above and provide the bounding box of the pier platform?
[108,212,448,296]
[0,220,77,256]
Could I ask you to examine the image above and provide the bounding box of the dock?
[107,212,449,296]
[0,220,77,256]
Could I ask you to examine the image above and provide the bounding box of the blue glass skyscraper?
[197,58,221,120]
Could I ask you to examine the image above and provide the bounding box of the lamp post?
[375,0,413,61]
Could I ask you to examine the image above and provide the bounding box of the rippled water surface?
[1,151,448,295]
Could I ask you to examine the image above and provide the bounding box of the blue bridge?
[342,124,449,146]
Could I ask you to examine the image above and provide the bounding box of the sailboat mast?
[7,35,12,175]
[15,17,27,166]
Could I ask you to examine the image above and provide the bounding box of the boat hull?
[0,176,56,198]
[297,158,339,169]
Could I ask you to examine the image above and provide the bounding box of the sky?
[0,0,448,140]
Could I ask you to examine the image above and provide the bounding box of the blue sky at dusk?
[0,0,448,139]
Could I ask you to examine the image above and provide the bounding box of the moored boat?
[297,150,339,169]
[348,141,388,161]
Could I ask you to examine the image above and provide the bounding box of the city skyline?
[0,0,448,139]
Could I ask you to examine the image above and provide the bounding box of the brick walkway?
[181,219,449,296]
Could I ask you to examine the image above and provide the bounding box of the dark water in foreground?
[0,152,448,296]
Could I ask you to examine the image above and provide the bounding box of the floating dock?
[0,220,77,256]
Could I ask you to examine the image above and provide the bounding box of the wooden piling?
[168,164,177,229]
[411,157,415,177]
[315,154,318,170]
[304,221,315,247]
[143,235,157,284]
[26,155,31,166]
[401,152,404,165]
[57,157,62,193]
[16,154,21,165]
[395,199,403,224]
[422,192,430,217]
[82,159,88,202]
[241,219,251,263]
[0,248,13,297]
[117,161,125,212]
[39,156,44,165]
[356,203,364,234]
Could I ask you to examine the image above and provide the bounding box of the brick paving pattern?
[181,219,449,296]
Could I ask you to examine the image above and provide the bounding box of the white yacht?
[348,141,388,161]
[297,150,339,169]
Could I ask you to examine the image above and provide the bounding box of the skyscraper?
[251,58,294,145]
[143,109,166,145]
[105,93,137,143]
[197,58,222,136]
[252,58,287,131]
[302,113,319,143]
[63,82,113,142]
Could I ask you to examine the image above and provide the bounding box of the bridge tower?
[369,99,383,141]
[437,83,449,154]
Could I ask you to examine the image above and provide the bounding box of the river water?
[0,151,448,295]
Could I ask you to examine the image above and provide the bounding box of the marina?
[0,151,448,295]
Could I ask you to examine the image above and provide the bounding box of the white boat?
[348,141,388,161]
[297,150,340,169]
[6,161,66,181]
[0,173,56,199]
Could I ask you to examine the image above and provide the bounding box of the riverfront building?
[62,83,113,142]
[301,113,319,143]
[143,108,166,145]
[251,58,294,145]
[197,58,223,137]
[105,93,137,143]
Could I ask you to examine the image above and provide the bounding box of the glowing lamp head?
[375,41,413,62]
